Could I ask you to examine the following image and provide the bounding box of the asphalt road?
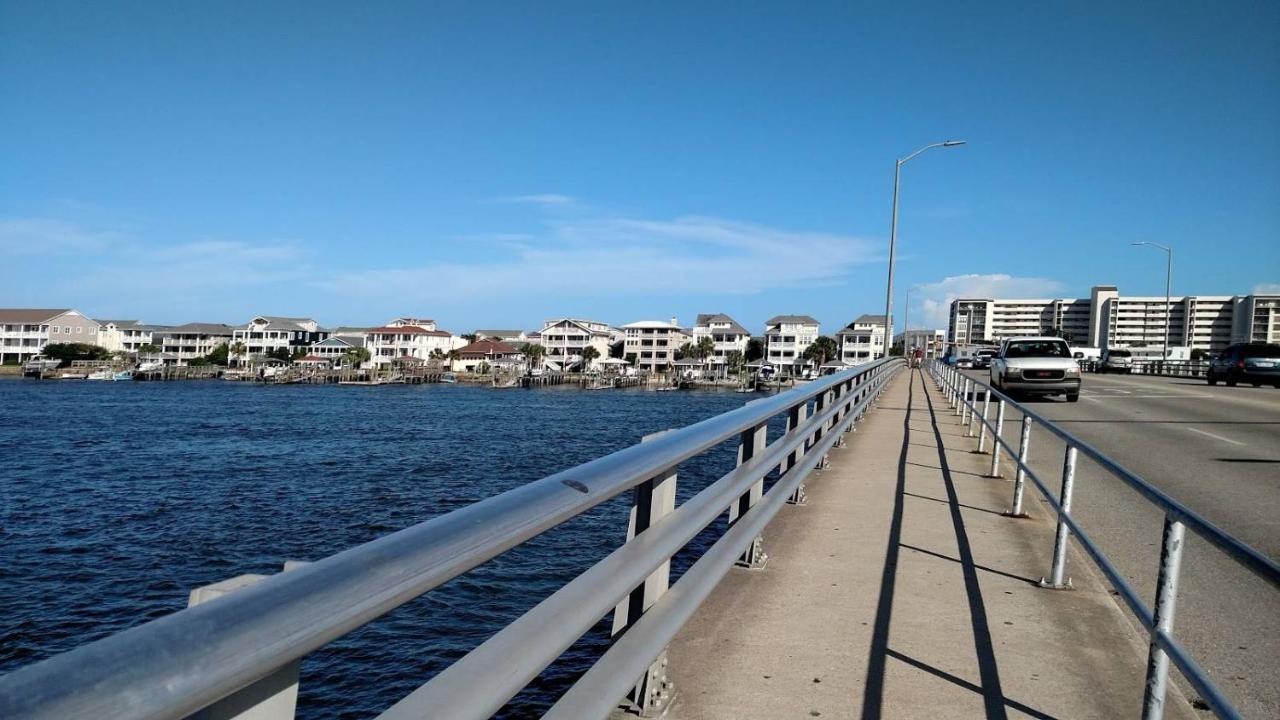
[958,368,1280,718]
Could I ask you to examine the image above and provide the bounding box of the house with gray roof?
[763,314,821,376]
[692,313,752,374]
[231,315,330,364]
[94,319,157,354]
[836,314,887,365]
[151,323,236,365]
[0,308,100,364]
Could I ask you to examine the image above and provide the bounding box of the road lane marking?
[1185,427,1245,446]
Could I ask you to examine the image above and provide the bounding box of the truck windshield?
[1241,345,1280,358]
[1004,341,1069,358]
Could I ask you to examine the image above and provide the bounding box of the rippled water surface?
[0,377,776,717]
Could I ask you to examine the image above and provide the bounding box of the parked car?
[956,356,974,369]
[990,336,1081,402]
[1206,343,1280,387]
[1100,348,1133,373]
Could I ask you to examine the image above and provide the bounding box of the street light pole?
[882,140,966,358]
[1132,242,1173,360]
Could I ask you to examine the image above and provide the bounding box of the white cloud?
[320,214,879,303]
[493,194,578,206]
[911,273,1066,329]
[0,218,128,255]
[1252,283,1280,295]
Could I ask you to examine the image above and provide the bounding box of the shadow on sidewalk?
[861,369,1051,720]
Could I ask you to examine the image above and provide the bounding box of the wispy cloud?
[0,218,129,255]
[320,214,879,303]
[911,273,1066,329]
[1253,283,1280,295]
[492,193,579,206]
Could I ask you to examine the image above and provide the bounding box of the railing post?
[988,399,1006,478]
[1141,516,1187,720]
[1007,415,1032,516]
[781,401,809,505]
[976,388,991,452]
[611,430,678,716]
[186,563,307,720]
[961,379,973,430]
[1040,445,1077,589]
[729,420,768,569]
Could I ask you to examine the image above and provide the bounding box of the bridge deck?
[665,369,1197,719]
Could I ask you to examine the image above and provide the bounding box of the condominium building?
[152,323,236,365]
[692,313,751,369]
[538,318,615,372]
[0,308,100,364]
[1233,295,1280,344]
[622,318,688,373]
[948,285,1278,354]
[364,318,462,367]
[95,320,155,354]
[894,329,946,358]
[231,316,330,363]
[764,315,820,375]
[835,315,886,365]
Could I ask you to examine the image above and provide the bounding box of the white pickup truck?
[990,336,1082,402]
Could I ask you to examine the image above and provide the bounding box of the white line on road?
[1185,427,1245,446]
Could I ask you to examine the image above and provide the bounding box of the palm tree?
[803,335,839,370]
[744,338,764,363]
[580,345,600,371]
[343,346,371,368]
[674,342,694,360]
[519,343,546,372]
[725,349,745,375]
[229,341,247,367]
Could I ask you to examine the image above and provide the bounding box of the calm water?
[0,377,774,718]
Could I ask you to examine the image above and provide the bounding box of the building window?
[52,327,59,334]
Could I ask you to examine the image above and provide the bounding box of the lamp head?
[942,140,967,147]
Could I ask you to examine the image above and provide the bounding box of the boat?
[440,372,457,384]
[735,386,756,393]
[111,371,133,381]
[86,369,113,381]
[655,386,679,392]
[58,372,88,380]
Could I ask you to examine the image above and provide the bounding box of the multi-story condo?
[894,329,946,357]
[364,317,463,367]
[230,316,329,363]
[0,308,100,364]
[152,323,235,365]
[538,318,614,371]
[692,313,751,371]
[1233,295,1280,344]
[764,315,820,376]
[948,285,1278,354]
[835,315,885,365]
[622,318,688,373]
[95,320,155,354]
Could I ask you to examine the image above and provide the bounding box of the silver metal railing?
[0,358,904,720]
[929,360,1280,720]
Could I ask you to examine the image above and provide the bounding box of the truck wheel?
[1226,375,1238,387]
[1067,393,1079,403]
[1207,371,1217,386]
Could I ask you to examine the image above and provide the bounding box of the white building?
[538,318,615,371]
[306,334,368,364]
[764,315,820,376]
[231,316,330,363]
[948,286,1278,355]
[365,318,463,367]
[0,309,100,364]
[835,314,885,365]
[692,313,751,372]
[473,329,532,344]
[894,329,946,357]
[95,320,154,354]
[152,323,235,365]
[622,318,688,373]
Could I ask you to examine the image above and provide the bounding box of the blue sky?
[2,1,1278,333]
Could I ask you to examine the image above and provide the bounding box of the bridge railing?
[0,358,904,720]
[930,361,1279,720]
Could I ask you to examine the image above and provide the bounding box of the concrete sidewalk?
[664,369,1196,720]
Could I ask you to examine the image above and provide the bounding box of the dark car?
[971,349,996,370]
[1207,343,1280,387]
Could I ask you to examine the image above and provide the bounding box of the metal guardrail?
[1081,359,1209,378]
[0,358,904,720]
[930,361,1280,720]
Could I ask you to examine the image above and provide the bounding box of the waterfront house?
[621,318,688,373]
[231,316,330,364]
[0,309,100,365]
[473,329,530,344]
[836,314,886,366]
[454,339,523,372]
[764,315,820,376]
[692,313,751,374]
[306,334,368,365]
[152,323,236,365]
[293,355,332,369]
[537,318,614,372]
[95,320,155,354]
[365,318,463,367]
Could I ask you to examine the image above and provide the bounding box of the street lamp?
[1131,241,1173,360]
[882,140,966,358]
[903,284,924,353]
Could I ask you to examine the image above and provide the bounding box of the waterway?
[0,378,778,718]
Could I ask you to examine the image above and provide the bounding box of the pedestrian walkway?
[665,368,1197,719]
